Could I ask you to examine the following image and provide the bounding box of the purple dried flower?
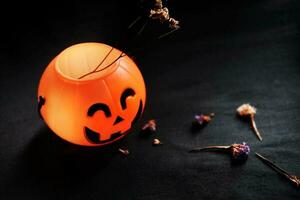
[194,113,214,125]
[190,142,250,163]
[230,142,250,161]
[194,114,205,125]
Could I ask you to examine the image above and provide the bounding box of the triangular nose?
[113,116,124,125]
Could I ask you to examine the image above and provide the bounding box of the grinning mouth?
[84,127,122,144]
[84,99,143,144]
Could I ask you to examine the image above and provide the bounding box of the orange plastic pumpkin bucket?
[38,42,146,146]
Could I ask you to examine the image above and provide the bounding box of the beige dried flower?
[118,148,130,156]
[149,7,170,23]
[237,103,256,116]
[237,103,262,141]
[149,0,180,29]
[153,138,163,145]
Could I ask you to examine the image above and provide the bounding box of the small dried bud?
[118,148,130,156]
[153,138,163,145]
[194,114,213,125]
[142,119,157,132]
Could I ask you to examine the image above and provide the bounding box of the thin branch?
[137,20,149,35]
[158,28,179,39]
[128,16,142,30]
[190,146,230,153]
[93,47,114,72]
[256,153,291,177]
[78,47,114,79]
[78,52,126,80]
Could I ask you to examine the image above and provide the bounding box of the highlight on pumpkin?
[38,42,146,146]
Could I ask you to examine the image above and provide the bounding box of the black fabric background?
[1,0,300,199]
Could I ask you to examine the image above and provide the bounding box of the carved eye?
[120,88,136,110]
[87,103,111,117]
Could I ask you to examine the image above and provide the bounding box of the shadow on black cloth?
[190,121,210,134]
[17,126,126,186]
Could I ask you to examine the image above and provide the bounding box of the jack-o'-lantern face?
[38,43,146,146]
[84,88,143,144]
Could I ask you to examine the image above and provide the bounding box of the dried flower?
[153,138,163,145]
[194,113,214,126]
[256,153,300,187]
[142,119,157,132]
[149,0,180,29]
[190,142,250,162]
[237,103,256,116]
[118,148,130,156]
[231,143,251,161]
[237,103,262,141]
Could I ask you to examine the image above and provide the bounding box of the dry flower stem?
[237,103,262,141]
[250,114,262,141]
[137,20,149,35]
[119,148,130,156]
[158,28,179,39]
[190,145,230,152]
[256,153,300,187]
[128,16,142,29]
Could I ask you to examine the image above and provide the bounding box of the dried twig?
[128,16,142,30]
[256,153,300,187]
[119,148,130,156]
[157,28,179,39]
